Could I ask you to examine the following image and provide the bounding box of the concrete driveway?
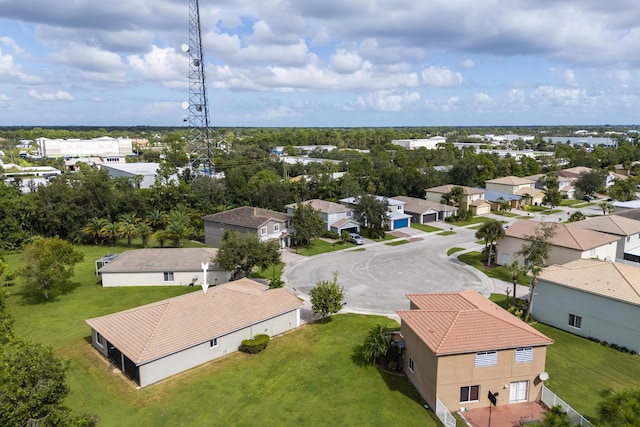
[283,228,494,315]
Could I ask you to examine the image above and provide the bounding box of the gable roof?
[391,195,458,213]
[540,259,640,306]
[98,248,222,273]
[572,215,640,237]
[505,219,619,251]
[485,176,536,186]
[397,290,552,355]
[514,187,545,198]
[425,185,485,196]
[285,199,351,214]
[202,206,291,229]
[86,278,303,365]
[613,208,640,222]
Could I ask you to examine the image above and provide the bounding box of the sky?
[1,0,640,128]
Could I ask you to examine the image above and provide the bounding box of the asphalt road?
[283,228,493,315]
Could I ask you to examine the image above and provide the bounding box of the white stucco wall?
[101,270,230,287]
[533,281,640,353]
[496,236,617,266]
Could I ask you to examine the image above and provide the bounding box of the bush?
[239,334,270,354]
[320,230,340,239]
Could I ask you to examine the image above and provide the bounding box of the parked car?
[582,195,593,201]
[349,233,364,245]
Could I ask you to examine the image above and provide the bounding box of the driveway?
[283,227,494,315]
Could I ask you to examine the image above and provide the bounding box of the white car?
[349,233,365,245]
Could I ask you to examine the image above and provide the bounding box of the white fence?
[541,385,592,426]
[435,397,456,427]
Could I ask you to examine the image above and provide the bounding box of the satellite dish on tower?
[181,44,189,53]
[539,372,549,381]
[181,101,189,110]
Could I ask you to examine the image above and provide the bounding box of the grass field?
[3,245,440,426]
[447,247,465,256]
[448,216,491,227]
[295,238,355,256]
[457,251,529,286]
[385,240,410,246]
[410,223,441,233]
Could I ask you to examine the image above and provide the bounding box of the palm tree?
[147,209,167,231]
[101,221,122,246]
[165,219,192,248]
[600,202,614,215]
[83,217,109,245]
[507,261,523,305]
[475,219,505,267]
[136,222,152,248]
[119,212,141,226]
[118,221,138,247]
[360,324,392,364]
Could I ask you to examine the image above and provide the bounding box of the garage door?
[394,218,409,229]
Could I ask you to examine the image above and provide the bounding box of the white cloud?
[330,50,363,74]
[459,59,475,69]
[29,89,74,101]
[258,105,297,120]
[0,94,12,101]
[0,48,42,84]
[472,92,496,109]
[421,66,463,88]
[0,37,25,55]
[356,90,420,112]
[425,96,460,112]
[549,67,578,86]
[49,43,125,73]
[127,46,187,88]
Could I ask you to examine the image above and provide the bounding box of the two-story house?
[202,207,293,248]
[425,185,491,215]
[485,176,544,206]
[398,290,553,411]
[285,199,360,235]
[339,195,412,230]
[572,214,640,262]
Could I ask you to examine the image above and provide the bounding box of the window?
[589,248,596,257]
[260,226,267,236]
[515,347,533,363]
[163,272,174,282]
[502,253,511,264]
[274,224,280,232]
[95,332,103,347]
[627,236,631,243]
[209,338,218,348]
[408,357,414,372]
[460,385,480,403]
[568,314,582,329]
[397,205,402,210]
[475,351,497,367]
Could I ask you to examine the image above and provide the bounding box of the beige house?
[572,215,640,262]
[496,220,619,266]
[515,187,545,206]
[534,260,640,353]
[97,248,231,288]
[398,291,553,411]
[485,176,537,195]
[285,199,360,234]
[425,185,488,214]
[86,278,303,387]
[202,206,293,248]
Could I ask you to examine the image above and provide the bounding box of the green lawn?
[437,231,456,236]
[447,247,465,256]
[3,245,440,426]
[559,199,582,206]
[448,216,491,227]
[524,205,552,213]
[410,223,440,233]
[457,251,529,286]
[532,324,640,421]
[295,239,355,256]
[491,211,520,217]
[539,209,564,215]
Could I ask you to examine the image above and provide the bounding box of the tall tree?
[292,203,325,248]
[516,222,556,322]
[597,388,640,426]
[214,230,281,279]
[541,173,562,209]
[0,288,13,347]
[20,237,84,301]
[309,271,344,322]
[575,170,606,195]
[352,195,388,239]
[475,219,505,267]
[360,324,392,364]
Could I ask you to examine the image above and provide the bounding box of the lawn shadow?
[350,344,369,367]
[16,279,82,305]
[377,363,425,406]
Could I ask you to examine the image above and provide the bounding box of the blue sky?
[1,0,639,127]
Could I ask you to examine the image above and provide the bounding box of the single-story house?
[339,195,412,230]
[97,248,231,287]
[496,220,619,266]
[425,185,486,212]
[572,215,640,262]
[483,189,521,211]
[86,278,303,387]
[398,290,553,411]
[391,195,458,222]
[285,199,360,234]
[99,162,162,188]
[485,176,537,195]
[202,206,293,248]
[613,200,640,212]
[534,259,640,353]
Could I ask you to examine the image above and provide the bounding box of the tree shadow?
[16,280,81,305]
[350,344,369,367]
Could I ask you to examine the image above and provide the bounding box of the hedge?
[239,334,270,354]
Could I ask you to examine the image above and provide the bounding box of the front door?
[509,380,529,403]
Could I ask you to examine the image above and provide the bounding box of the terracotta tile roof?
[486,176,536,186]
[86,278,303,365]
[540,259,640,306]
[505,219,619,250]
[398,291,552,355]
[202,206,291,229]
[285,199,351,214]
[572,215,640,237]
[98,248,222,273]
[514,187,545,198]
[425,185,485,196]
[392,195,458,213]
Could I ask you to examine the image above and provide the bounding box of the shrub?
[239,334,270,354]
[320,230,340,239]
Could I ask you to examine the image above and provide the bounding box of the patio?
[460,401,546,427]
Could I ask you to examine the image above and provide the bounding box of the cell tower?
[181,0,213,175]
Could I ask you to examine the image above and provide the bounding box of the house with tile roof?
[397,290,553,411]
[97,248,231,288]
[285,199,360,234]
[425,185,490,215]
[534,260,640,353]
[485,176,537,195]
[339,195,412,230]
[86,278,303,387]
[572,215,640,262]
[496,220,619,267]
[391,195,458,223]
[202,206,293,248]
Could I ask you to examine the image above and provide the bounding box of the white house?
[339,195,412,230]
[97,248,231,288]
[285,199,360,234]
[86,278,303,387]
[534,260,640,353]
[391,195,458,222]
[572,215,640,262]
